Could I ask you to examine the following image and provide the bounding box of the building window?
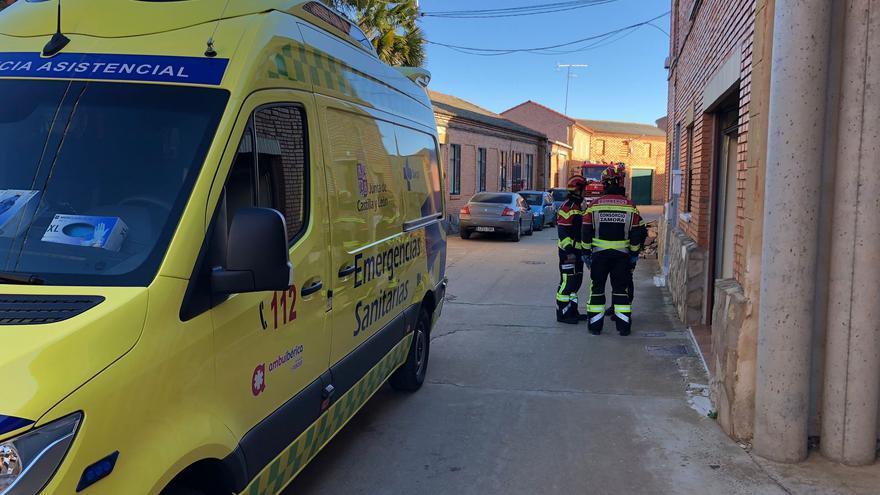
[647,143,653,157]
[685,124,694,212]
[671,123,681,198]
[526,154,534,189]
[512,152,522,189]
[477,147,487,192]
[499,151,507,190]
[596,139,605,155]
[449,143,461,195]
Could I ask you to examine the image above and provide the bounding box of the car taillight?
[460,205,470,215]
[502,207,515,217]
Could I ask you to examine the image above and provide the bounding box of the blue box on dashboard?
[42,214,129,252]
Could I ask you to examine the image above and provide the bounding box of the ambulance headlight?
[0,413,81,495]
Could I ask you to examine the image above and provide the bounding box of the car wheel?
[536,219,544,231]
[510,221,521,242]
[389,308,431,391]
[525,219,534,236]
[460,229,471,240]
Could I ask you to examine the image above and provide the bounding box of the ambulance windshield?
[0,80,228,286]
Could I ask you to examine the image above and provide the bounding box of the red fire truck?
[576,162,619,200]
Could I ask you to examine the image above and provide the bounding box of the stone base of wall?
[666,226,707,325]
[710,279,756,442]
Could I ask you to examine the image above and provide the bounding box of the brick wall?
[591,132,667,204]
[570,126,592,161]
[502,102,572,146]
[667,0,756,283]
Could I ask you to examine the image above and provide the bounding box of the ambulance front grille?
[0,295,104,325]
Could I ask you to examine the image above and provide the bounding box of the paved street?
[286,227,875,495]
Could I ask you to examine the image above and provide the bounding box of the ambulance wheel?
[460,229,471,240]
[390,308,431,391]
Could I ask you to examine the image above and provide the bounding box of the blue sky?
[418,0,671,124]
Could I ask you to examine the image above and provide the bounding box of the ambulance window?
[395,125,443,220]
[254,105,308,242]
[225,125,256,232]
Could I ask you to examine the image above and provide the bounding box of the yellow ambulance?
[0,1,447,493]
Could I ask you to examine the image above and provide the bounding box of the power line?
[426,11,670,56]
[421,0,619,19]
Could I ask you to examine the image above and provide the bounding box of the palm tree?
[324,0,426,67]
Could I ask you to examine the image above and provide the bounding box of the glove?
[629,254,639,269]
[582,253,592,268]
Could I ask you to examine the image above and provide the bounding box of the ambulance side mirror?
[211,208,292,295]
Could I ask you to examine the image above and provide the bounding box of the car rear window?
[471,193,512,204]
[551,190,567,201]
[520,193,544,205]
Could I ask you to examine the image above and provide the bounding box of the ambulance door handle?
[301,279,323,297]
[338,265,356,278]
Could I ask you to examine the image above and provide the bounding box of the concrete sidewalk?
[287,233,879,494]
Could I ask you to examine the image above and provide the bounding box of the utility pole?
[556,63,588,116]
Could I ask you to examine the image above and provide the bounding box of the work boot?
[578,314,589,321]
[618,328,631,337]
[589,328,602,336]
[556,303,581,325]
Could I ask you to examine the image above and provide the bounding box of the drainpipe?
[753,0,833,463]
[820,0,880,466]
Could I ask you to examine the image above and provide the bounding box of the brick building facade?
[578,119,667,205]
[430,91,547,221]
[501,101,591,188]
[661,0,880,467]
[660,0,763,444]
[502,101,667,203]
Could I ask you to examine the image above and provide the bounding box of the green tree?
[325,0,425,67]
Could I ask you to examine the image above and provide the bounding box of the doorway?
[630,169,653,205]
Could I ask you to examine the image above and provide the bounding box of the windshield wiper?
[0,272,45,285]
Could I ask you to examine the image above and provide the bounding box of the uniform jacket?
[557,197,587,257]
[582,194,647,254]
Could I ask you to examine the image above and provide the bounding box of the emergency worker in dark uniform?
[555,175,588,324]
[582,167,647,335]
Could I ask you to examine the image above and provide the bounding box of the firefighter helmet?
[567,175,587,192]
[601,166,623,186]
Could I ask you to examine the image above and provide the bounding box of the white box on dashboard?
[42,214,129,252]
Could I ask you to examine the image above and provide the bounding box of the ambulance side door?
[315,96,407,390]
[210,91,331,473]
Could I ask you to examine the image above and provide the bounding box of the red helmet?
[601,166,623,185]
[567,175,587,192]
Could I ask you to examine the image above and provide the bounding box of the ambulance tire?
[390,308,431,392]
